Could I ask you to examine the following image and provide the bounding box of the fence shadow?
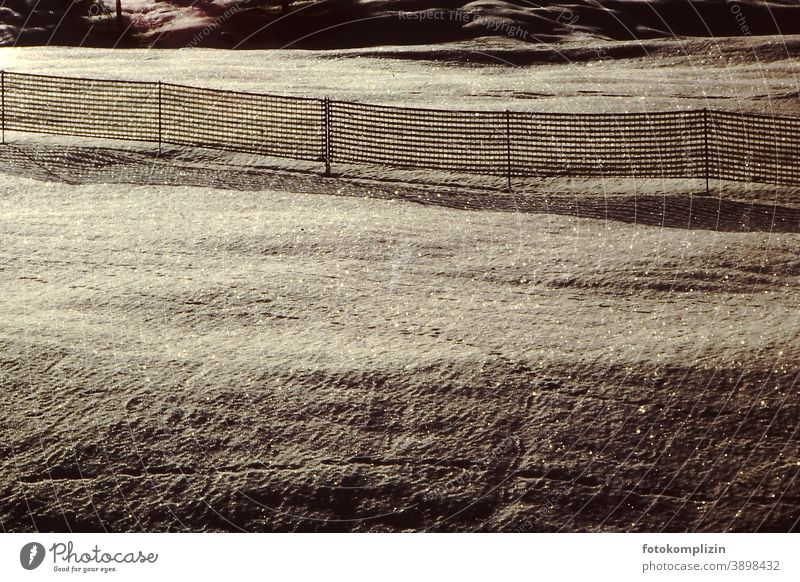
[1,142,799,233]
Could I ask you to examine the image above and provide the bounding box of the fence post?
[505,110,511,191]
[703,108,710,196]
[157,81,163,155]
[1,70,5,145]
[323,97,331,175]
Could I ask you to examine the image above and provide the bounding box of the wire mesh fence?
[2,70,799,188]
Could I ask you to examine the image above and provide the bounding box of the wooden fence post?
[1,70,5,145]
[703,108,710,196]
[506,110,511,191]
[158,81,162,155]
[323,97,331,175]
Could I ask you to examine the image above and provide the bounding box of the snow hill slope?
[0,140,798,532]
[2,0,800,48]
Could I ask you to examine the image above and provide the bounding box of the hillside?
[0,142,798,531]
[3,0,800,48]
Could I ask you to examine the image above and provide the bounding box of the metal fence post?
[505,110,511,191]
[157,81,163,155]
[323,97,331,175]
[703,108,710,195]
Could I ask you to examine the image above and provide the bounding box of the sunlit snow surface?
[0,34,798,533]
[0,35,799,114]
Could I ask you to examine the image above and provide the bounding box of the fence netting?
[709,110,800,186]
[162,83,324,161]
[511,111,706,178]
[330,101,508,175]
[3,71,800,187]
[5,72,159,142]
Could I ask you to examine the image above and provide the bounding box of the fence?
[2,70,800,189]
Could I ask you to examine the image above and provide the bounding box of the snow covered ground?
[1,34,799,114]
[1,151,798,532]
[0,40,798,532]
